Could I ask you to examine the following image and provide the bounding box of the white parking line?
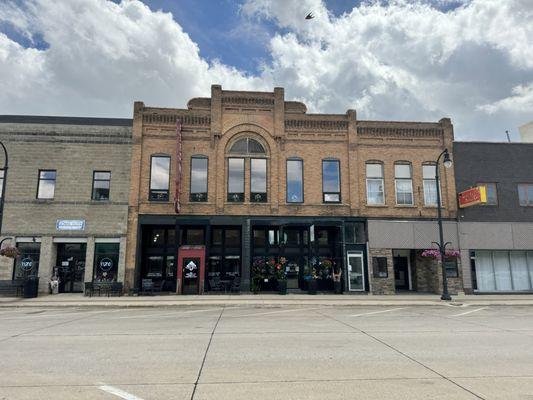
[233,307,323,318]
[99,385,144,400]
[350,307,407,317]
[451,307,488,317]
[118,307,225,319]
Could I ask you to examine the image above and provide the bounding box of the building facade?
[125,85,461,295]
[0,116,132,293]
[454,142,533,293]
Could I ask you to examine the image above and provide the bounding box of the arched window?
[229,138,266,155]
[226,137,268,203]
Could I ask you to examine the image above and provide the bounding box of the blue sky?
[0,0,531,141]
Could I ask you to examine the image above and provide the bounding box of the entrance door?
[394,256,409,290]
[56,243,86,293]
[347,251,365,291]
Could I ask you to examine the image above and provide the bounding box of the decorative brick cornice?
[357,126,443,138]
[285,119,348,131]
[222,96,274,106]
[142,113,211,127]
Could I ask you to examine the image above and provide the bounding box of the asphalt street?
[1,304,533,399]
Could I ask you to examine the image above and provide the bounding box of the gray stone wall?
[368,248,395,294]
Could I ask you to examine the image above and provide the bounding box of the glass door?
[56,243,86,293]
[347,251,365,291]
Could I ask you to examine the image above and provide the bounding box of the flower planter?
[277,280,287,295]
[307,279,318,295]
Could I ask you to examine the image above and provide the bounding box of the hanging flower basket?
[421,249,461,260]
[0,245,19,259]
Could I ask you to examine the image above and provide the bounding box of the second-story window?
[92,171,111,201]
[286,159,303,203]
[250,158,267,202]
[37,170,56,199]
[190,156,208,202]
[478,182,498,205]
[149,155,170,201]
[518,184,533,206]
[226,137,267,203]
[322,159,340,203]
[227,158,245,202]
[395,163,413,205]
[366,163,384,205]
[423,164,438,206]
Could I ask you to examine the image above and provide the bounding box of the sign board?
[20,258,33,271]
[458,186,487,208]
[99,258,113,272]
[56,220,85,231]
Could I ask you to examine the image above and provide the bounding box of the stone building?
[125,85,461,295]
[0,116,132,293]
[454,142,533,293]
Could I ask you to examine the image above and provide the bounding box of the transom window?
[394,163,413,205]
[229,138,265,155]
[366,162,384,205]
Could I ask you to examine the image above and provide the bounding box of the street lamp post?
[434,148,453,301]
[0,140,7,236]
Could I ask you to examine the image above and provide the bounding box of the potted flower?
[304,268,318,295]
[0,245,19,259]
[421,249,461,260]
[275,257,288,294]
[251,258,265,294]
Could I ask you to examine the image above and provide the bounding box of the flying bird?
[305,12,314,20]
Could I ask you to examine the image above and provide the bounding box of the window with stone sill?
[190,156,208,202]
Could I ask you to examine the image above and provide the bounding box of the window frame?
[227,157,245,203]
[286,158,304,204]
[477,182,498,206]
[250,157,267,203]
[91,171,111,201]
[322,159,341,204]
[36,169,56,200]
[518,183,533,207]
[394,162,414,206]
[189,155,208,202]
[149,155,171,202]
[365,162,385,205]
[422,163,438,207]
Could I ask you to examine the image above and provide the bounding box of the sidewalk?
[2,293,533,307]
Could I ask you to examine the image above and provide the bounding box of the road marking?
[99,385,144,400]
[233,307,323,318]
[350,307,407,317]
[118,308,224,319]
[451,307,488,317]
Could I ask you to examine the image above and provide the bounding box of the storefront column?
[84,237,95,284]
[118,236,127,284]
[38,236,55,293]
[241,220,251,291]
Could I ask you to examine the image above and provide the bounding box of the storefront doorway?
[56,243,86,293]
[347,251,365,291]
[393,251,411,291]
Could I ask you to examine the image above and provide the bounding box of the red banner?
[458,186,486,208]
[174,118,182,213]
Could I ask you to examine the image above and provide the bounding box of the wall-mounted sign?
[20,258,33,271]
[99,258,113,272]
[458,186,487,208]
[56,220,85,231]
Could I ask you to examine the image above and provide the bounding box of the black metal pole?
[435,149,451,301]
[0,141,8,237]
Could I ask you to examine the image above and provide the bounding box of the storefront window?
[93,242,120,282]
[146,256,164,277]
[474,250,533,291]
[13,242,40,279]
[345,222,366,244]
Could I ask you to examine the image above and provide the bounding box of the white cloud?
[0,0,266,117]
[0,0,532,141]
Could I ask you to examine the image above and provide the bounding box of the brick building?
[0,116,132,293]
[125,85,462,295]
